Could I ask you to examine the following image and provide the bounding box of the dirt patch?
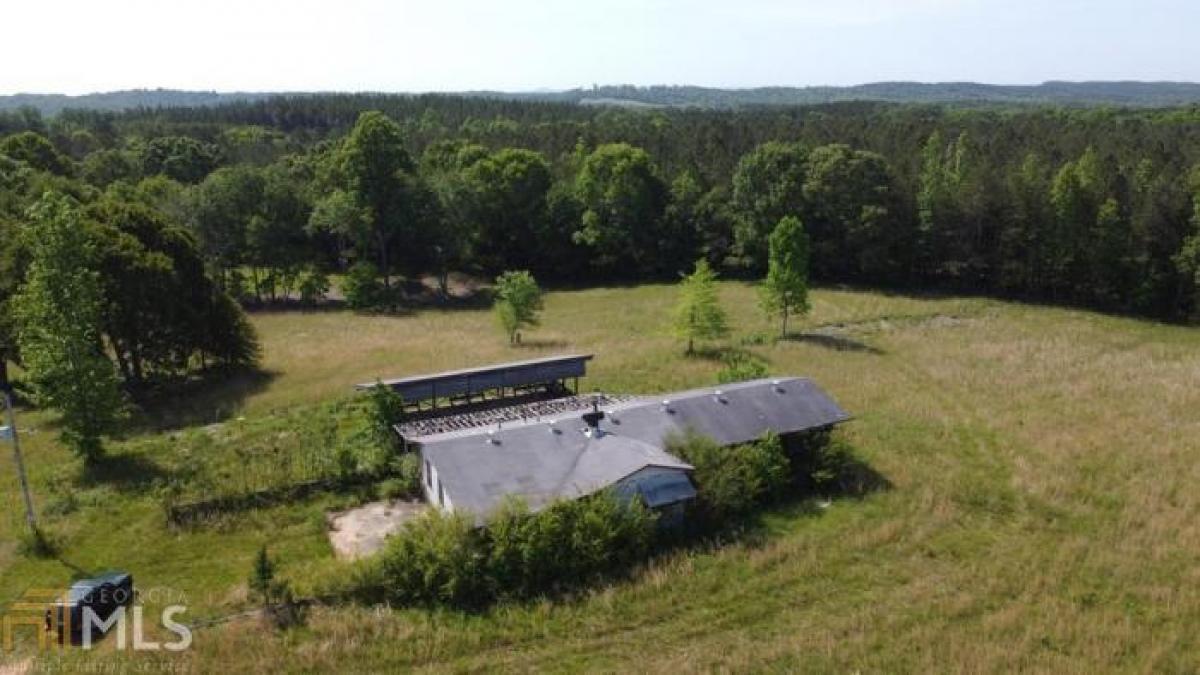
[0,658,32,675]
[326,499,428,560]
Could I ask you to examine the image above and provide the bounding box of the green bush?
[377,510,489,607]
[365,382,404,454]
[788,432,878,497]
[667,431,789,523]
[342,262,386,310]
[298,268,331,304]
[392,453,421,495]
[369,491,657,608]
[485,494,656,600]
[716,351,769,384]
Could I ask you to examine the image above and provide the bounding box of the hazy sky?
[5,0,1197,95]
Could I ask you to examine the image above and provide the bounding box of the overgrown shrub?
[667,431,789,524]
[788,431,881,497]
[364,491,656,608]
[376,509,489,607]
[391,453,421,495]
[342,262,386,310]
[366,382,404,454]
[484,494,655,600]
[716,351,769,383]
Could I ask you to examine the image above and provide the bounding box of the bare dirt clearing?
[326,500,428,560]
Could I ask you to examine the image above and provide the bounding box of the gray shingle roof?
[601,377,851,448]
[425,424,692,517]
[419,377,849,518]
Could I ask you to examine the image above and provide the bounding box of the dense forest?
[3,94,1200,397]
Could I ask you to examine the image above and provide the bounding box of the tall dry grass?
[6,284,1200,672]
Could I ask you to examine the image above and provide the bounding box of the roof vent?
[582,407,606,430]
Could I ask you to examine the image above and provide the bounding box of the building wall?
[421,450,454,512]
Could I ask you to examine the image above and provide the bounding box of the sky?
[4,0,1198,95]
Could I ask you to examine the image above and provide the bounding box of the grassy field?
[3,282,1200,672]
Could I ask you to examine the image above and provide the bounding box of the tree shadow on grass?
[242,298,350,314]
[80,451,169,495]
[124,366,278,434]
[783,332,885,355]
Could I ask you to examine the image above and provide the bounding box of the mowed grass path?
[5,283,1200,672]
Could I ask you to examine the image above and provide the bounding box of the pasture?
[3,282,1200,672]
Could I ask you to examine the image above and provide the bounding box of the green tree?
[13,193,124,461]
[189,166,263,285]
[341,111,419,290]
[493,270,543,344]
[1174,167,1200,319]
[81,149,139,188]
[802,144,897,279]
[0,217,25,392]
[307,189,368,263]
[463,148,553,272]
[574,143,667,274]
[1001,153,1053,293]
[672,259,728,355]
[141,136,220,184]
[760,216,811,338]
[917,131,968,279]
[245,164,313,301]
[367,382,405,454]
[88,199,259,382]
[731,141,807,270]
[0,132,74,176]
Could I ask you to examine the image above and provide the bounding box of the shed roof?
[355,354,593,402]
[419,377,849,518]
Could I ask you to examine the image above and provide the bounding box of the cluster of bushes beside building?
[330,429,867,609]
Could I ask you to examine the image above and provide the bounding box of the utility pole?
[2,387,37,533]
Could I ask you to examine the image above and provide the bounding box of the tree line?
[4,97,1200,455]
[4,97,1198,322]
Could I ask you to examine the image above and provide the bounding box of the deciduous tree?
[493,270,543,344]
[731,141,807,270]
[574,143,667,274]
[13,193,124,461]
[760,216,811,338]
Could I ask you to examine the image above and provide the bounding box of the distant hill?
[0,89,281,115]
[6,82,1200,115]
[523,82,1200,108]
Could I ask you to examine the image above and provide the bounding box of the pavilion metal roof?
[355,354,593,402]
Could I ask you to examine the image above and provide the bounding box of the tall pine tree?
[672,259,728,355]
